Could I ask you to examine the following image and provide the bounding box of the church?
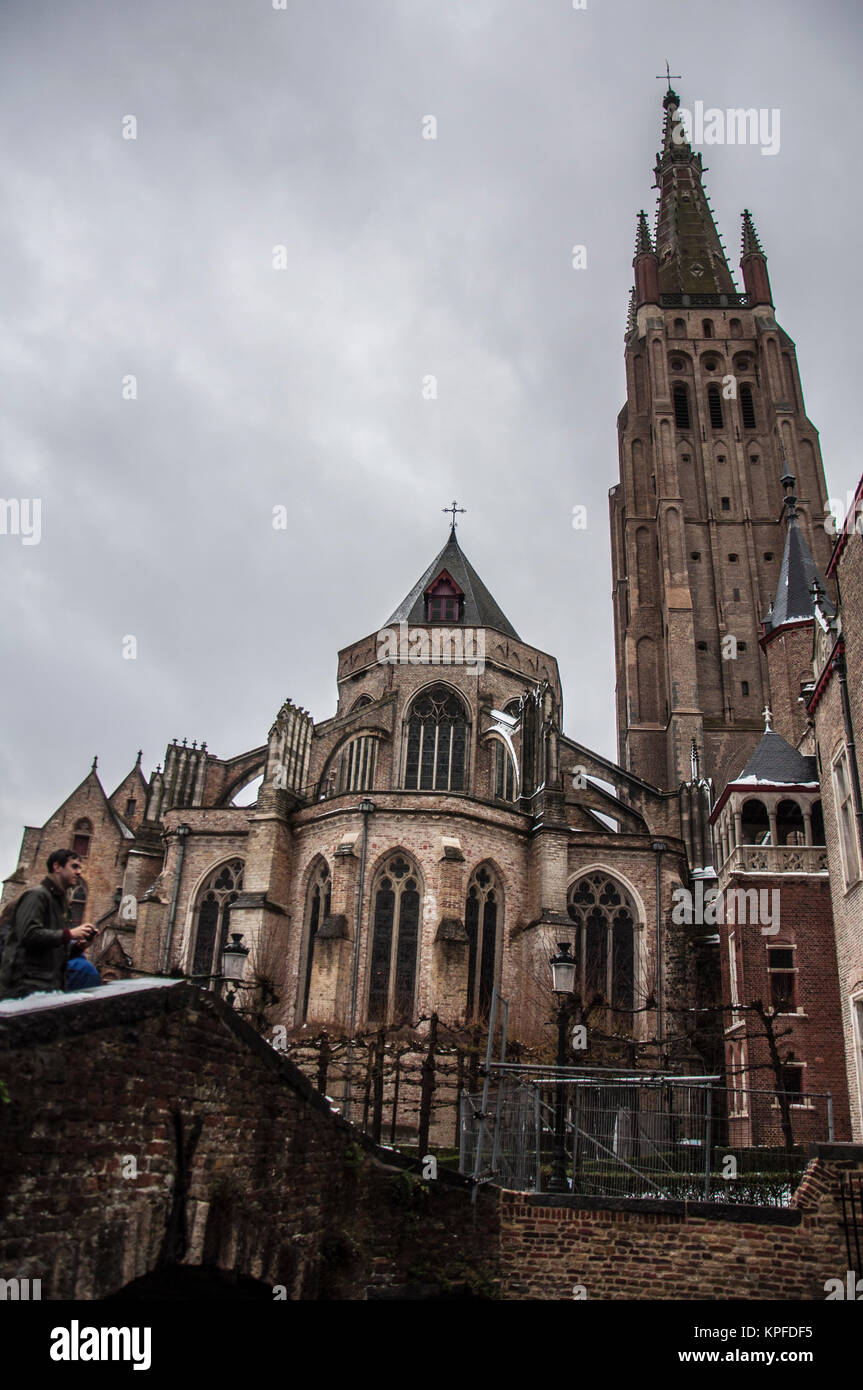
[4,87,862,1142]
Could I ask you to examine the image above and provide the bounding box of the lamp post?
[221,932,250,1008]
[548,941,576,1194]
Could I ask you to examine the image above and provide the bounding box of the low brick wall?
[499,1147,862,1299]
[0,981,498,1300]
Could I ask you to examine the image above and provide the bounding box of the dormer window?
[424,570,464,623]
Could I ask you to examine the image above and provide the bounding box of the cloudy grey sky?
[1,0,861,875]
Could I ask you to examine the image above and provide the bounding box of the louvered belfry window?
[673,383,690,430]
[404,686,468,791]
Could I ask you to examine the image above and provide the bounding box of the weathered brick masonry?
[499,1149,862,1300]
[0,982,498,1300]
[1,981,860,1301]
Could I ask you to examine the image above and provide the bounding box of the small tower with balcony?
[708,710,849,1143]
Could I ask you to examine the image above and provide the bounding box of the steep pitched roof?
[385,530,520,639]
[764,471,835,633]
[733,730,818,788]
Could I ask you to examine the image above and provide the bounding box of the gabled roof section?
[733,730,818,788]
[109,750,148,804]
[386,529,520,639]
[52,760,136,841]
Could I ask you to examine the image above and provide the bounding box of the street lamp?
[548,941,575,1194]
[221,932,250,1008]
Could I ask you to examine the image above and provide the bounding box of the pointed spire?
[653,87,736,296]
[763,447,835,633]
[739,209,773,305]
[634,209,654,258]
[741,209,765,258]
[632,210,659,307]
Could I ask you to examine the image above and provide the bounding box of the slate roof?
[385,530,520,640]
[733,730,818,788]
[765,509,835,632]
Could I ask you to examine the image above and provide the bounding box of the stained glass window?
[404,686,468,792]
[368,854,422,1021]
[191,859,244,978]
[566,872,636,1016]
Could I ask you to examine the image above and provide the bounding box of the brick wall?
[499,1146,863,1300]
[0,981,498,1300]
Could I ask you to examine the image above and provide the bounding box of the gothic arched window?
[404,685,468,792]
[72,819,92,858]
[465,865,500,1018]
[191,859,244,978]
[302,860,331,1019]
[493,739,516,801]
[68,882,88,927]
[339,736,377,794]
[368,854,421,1021]
[567,873,637,1012]
[672,383,690,431]
[707,385,724,429]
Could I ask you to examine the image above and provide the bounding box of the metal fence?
[460,1067,834,1205]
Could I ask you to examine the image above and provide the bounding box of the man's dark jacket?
[0,877,72,1000]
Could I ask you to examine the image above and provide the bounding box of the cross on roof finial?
[656,60,682,90]
[762,705,773,733]
[443,500,466,536]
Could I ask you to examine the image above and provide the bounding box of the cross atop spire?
[442,500,466,538]
[655,60,682,93]
[762,705,773,733]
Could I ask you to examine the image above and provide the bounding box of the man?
[0,850,98,1001]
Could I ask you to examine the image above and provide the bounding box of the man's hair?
[47,848,80,873]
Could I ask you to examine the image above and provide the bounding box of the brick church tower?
[610,85,833,796]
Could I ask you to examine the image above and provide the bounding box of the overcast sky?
[1,0,861,877]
